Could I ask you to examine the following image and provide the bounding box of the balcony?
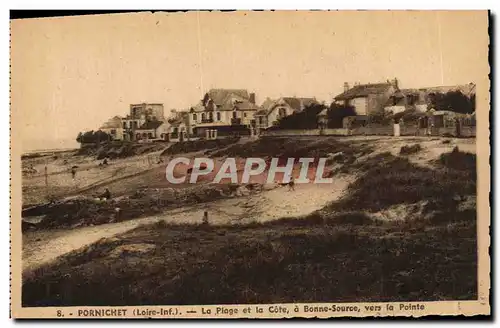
[201,118,214,124]
[231,118,241,125]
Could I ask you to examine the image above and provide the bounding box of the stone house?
[255,97,318,130]
[384,83,476,114]
[167,119,189,142]
[99,116,124,141]
[122,103,165,141]
[134,120,169,142]
[188,89,260,137]
[334,79,399,115]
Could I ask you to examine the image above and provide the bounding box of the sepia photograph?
[10,10,490,318]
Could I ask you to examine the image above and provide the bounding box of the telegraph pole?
[44,157,49,201]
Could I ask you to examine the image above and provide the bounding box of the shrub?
[438,147,476,171]
[399,144,422,155]
[329,154,476,212]
[327,103,356,128]
[276,104,326,129]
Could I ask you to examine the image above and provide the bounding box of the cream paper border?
[10,10,491,318]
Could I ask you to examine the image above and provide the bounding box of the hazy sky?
[11,10,488,151]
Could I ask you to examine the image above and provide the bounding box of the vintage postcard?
[10,10,490,318]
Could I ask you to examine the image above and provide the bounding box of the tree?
[76,130,111,144]
[327,103,356,128]
[428,91,474,114]
[392,108,424,124]
[367,111,392,125]
[446,91,475,114]
[275,103,326,129]
[470,93,476,112]
[94,130,112,143]
[76,132,83,143]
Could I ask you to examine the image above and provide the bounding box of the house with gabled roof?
[254,96,319,130]
[384,82,476,114]
[100,116,124,141]
[134,120,170,142]
[188,88,260,137]
[334,79,399,116]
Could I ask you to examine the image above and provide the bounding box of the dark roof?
[317,108,328,116]
[282,97,318,111]
[137,120,164,130]
[207,89,250,106]
[100,116,122,129]
[130,103,164,106]
[335,83,392,101]
[416,83,476,97]
[260,98,276,111]
[233,100,260,111]
[385,96,406,107]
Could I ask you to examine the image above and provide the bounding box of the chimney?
[343,82,350,92]
[392,78,399,89]
[249,93,256,104]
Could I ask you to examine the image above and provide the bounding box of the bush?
[438,147,476,171]
[399,144,422,155]
[327,212,374,226]
[276,104,326,129]
[327,103,356,128]
[329,154,476,212]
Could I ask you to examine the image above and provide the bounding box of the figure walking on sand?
[288,176,295,192]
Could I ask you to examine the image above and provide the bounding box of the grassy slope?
[22,216,476,306]
[22,146,477,306]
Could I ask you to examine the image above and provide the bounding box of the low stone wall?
[322,128,350,136]
[262,129,321,137]
[260,125,476,138]
[262,129,349,137]
[460,126,476,137]
[435,126,476,137]
[350,125,394,136]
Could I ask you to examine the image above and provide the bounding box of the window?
[123,122,127,129]
[278,107,287,118]
[148,133,153,139]
[142,133,147,138]
[233,111,237,119]
[244,112,247,118]
[193,113,197,121]
[209,112,213,120]
[202,113,206,121]
[407,94,416,106]
[392,96,397,106]
[216,112,221,121]
[133,121,138,129]
[111,129,116,135]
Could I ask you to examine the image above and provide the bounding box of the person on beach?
[288,176,295,192]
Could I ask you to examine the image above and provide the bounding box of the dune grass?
[22,147,477,307]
